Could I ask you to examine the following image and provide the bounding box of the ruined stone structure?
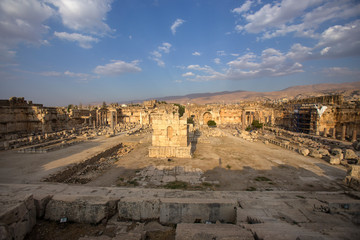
[185,103,274,129]
[0,97,70,138]
[149,106,191,158]
[1,94,358,151]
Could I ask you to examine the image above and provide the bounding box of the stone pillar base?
[149,146,192,158]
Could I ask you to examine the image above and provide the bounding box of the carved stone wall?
[149,108,191,158]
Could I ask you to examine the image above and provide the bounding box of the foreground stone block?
[44,195,117,224]
[0,194,36,240]
[33,194,52,218]
[176,223,253,240]
[349,165,360,178]
[242,222,324,240]
[344,149,358,160]
[118,198,160,221]
[160,198,237,224]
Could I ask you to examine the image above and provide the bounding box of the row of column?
[322,125,357,142]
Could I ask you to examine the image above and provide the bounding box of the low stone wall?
[44,143,123,183]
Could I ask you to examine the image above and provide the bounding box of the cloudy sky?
[0,0,359,106]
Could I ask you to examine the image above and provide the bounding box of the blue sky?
[0,0,359,106]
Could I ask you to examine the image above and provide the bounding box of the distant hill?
[147,81,360,104]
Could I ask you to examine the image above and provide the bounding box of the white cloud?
[214,58,221,64]
[192,51,201,56]
[94,60,141,76]
[233,0,360,40]
[40,71,62,77]
[64,70,92,80]
[171,18,185,35]
[0,0,53,61]
[183,47,305,81]
[315,20,360,58]
[182,72,194,77]
[54,32,99,49]
[322,67,360,77]
[232,0,252,14]
[158,42,171,53]
[46,0,114,35]
[150,42,172,67]
[240,0,323,34]
[38,70,95,81]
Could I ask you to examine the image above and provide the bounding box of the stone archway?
[203,112,212,125]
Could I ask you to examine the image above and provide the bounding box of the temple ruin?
[149,106,191,158]
[0,94,360,239]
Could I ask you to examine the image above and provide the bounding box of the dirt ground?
[0,129,349,191]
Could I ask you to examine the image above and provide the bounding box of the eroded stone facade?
[149,106,191,158]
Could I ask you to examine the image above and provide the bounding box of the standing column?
[341,124,346,141]
[323,127,328,137]
[332,127,336,139]
[96,112,99,127]
[242,111,246,130]
[352,129,357,142]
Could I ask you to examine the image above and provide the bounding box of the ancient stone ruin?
[149,105,191,158]
[0,94,360,239]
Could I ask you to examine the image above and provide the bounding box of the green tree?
[67,104,73,113]
[174,104,185,117]
[207,120,217,127]
[187,117,194,124]
[251,120,263,129]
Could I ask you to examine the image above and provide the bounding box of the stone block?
[0,194,36,240]
[33,194,52,218]
[349,165,360,178]
[160,198,237,224]
[176,223,253,240]
[329,155,341,165]
[300,148,310,156]
[309,149,322,159]
[118,198,160,221]
[344,149,358,160]
[44,195,117,224]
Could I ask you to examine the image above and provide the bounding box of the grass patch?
[127,179,139,186]
[164,181,188,189]
[254,176,271,182]
[226,164,232,170]
[202,182,212,187]
[296,195,305,199]
[246,186,257,191]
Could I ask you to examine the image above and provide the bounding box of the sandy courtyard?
[0,129,348,192]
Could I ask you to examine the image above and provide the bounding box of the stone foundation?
[148,146,192,158]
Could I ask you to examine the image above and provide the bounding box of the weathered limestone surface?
[159,198,237,224]
[149,108,191,158]
[0,184,360,239]
[0,194,36,240]
[118,198,160,221]
[44,195,117,224]
[176,223,254,240]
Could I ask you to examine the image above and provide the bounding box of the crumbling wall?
[149,107,191,158]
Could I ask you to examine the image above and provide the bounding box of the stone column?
[352,129,357,142]
[242,111,246,130]
[341,125,346,141]
[96,112,99,127]
[332,128,336,139]
[111,111,115,130]
[323,127,328,137]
